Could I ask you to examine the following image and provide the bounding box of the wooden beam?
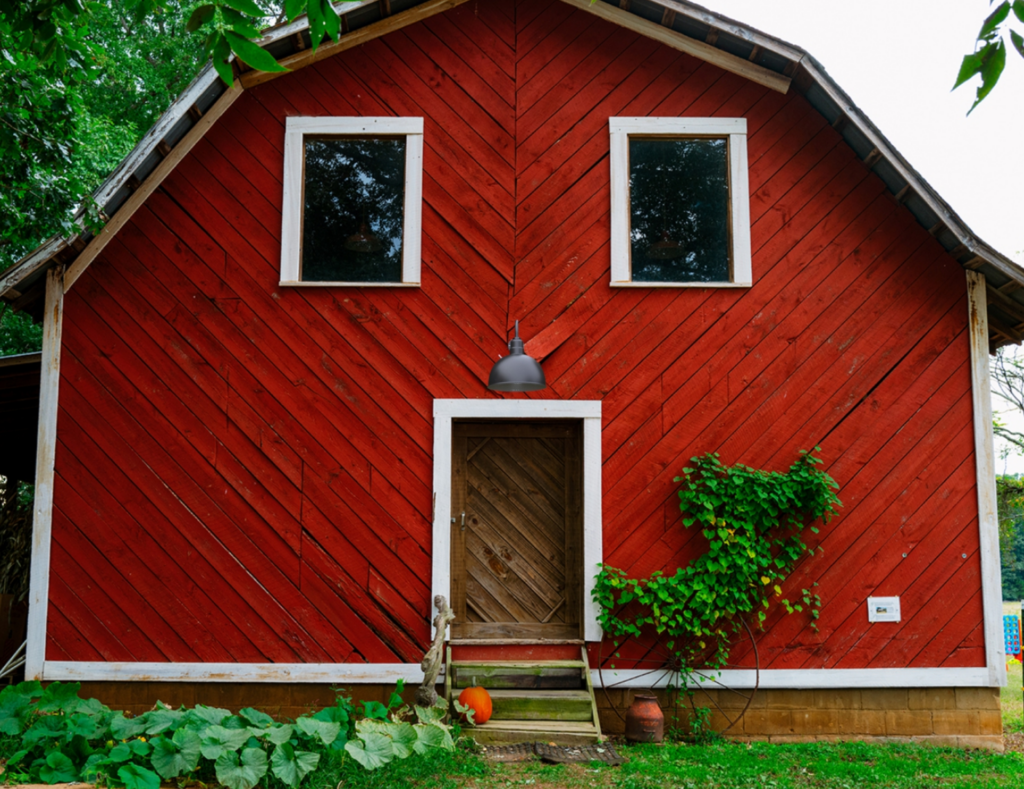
[156,139,172,158]
[928,221,944,237]
[379,0,391,16]
[63,84,244,293]
[25,267,63,680]
[985,283,1024,324]
[988,313,1023,344]
[293,32,307,50]
[660,8,676,27]
[862,147,882,168]
[964,255,986,270]
[999,281,1022,294]
[241,0,472,88]
[705,28,718,46]
[187,103,203,122]
[967,269,1012,685]
[748,44,761,62]
[558,0,791,94]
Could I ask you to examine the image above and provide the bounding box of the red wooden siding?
[48,0,984,669]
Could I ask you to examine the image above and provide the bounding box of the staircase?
[446,647,602,745]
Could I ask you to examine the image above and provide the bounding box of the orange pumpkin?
[457,686,493,725]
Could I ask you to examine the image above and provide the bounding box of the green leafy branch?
[593,450,841,681]
[954,0,1024,113]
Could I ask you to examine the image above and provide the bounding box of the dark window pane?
[302,137,406,282]
[629,137,730,283]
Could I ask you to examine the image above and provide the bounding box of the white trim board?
[594,666,994,690]
[42,662,425,684]
[25,268,64,680]
[431,399,603,642]
[608,117,752,288]
[37,662,993,689]
[966,271,1006,687]
[280,116,423,287]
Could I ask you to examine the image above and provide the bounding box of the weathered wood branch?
[416,594,454,707]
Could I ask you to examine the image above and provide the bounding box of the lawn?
[317,739,1024,789]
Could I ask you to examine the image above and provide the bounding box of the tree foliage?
[955,0,1024,113]
[997,475,1024,601]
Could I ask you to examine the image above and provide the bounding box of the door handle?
[461,511,466,531]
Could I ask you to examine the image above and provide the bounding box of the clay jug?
[625,694,664,743]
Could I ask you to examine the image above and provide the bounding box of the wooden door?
[450,421,582,641]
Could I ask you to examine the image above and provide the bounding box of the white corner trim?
[966,271,1006,688]
[26,268,63,680]
[593,666,994,690]
[431,399,604,641]
[280,117,424,286]
[43,662,425,684]
[608,117,751,288]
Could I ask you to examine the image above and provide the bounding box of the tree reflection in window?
[302,136,406,282]
[629,137,730,283]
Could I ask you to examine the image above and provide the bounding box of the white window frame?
[609,117,751,288]
[280,117,423,287]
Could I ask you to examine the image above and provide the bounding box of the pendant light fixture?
[487,321,546,392]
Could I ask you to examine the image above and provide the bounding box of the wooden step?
[450,660,585,690]
[488,689,593,721]
[464,719,601,746]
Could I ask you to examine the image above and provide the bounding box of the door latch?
[461,511,466,531]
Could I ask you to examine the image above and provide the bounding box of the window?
[609,118,751,287]
[280,117,423,286]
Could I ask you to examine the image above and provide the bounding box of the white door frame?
[431,399,603,641]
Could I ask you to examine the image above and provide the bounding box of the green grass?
[324,740,1024,789]
[1005,601,1023,734]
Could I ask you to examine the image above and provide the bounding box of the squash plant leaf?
[117,763,161,789]
[344,732,393,771]
[295,717,340,746]
[151,729,202,778]
[239,707,274,728]
[413,723,452,754]
[188,705,232,727]
[37,681,82,713]
[215,747,268,789]
[110,712,149,740]
[266,723,294,745]
[201,725,251,759]
[270,742,320,788]
[145,707,184,735]
[40,751,78,784]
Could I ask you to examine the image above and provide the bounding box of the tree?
[954,0,1024,113]
[996,476,1024,600]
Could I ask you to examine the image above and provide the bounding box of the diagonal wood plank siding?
[49,0,983,670]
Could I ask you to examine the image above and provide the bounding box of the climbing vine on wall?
[594,449,842,676]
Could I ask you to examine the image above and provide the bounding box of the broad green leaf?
[37,681,82,712]
[40,751,78,784]
[413,703,445,724]
[1015,0,1024,23]
[322,0,341,41]
[81,752,108,781]
[979,1,1012,38]
[23,716,69,745]
[221,8,263,39]
[189,705,232,726]
[266,723,294,745]
[201,724,251,759]
[117,763,161,789]
[345,732,393,770]
[361,700,389,720]
[270,742,320,788]
[151,729,202,778]
[312,705,349,725]
[413,722,453,754]
[107,742,134,762]
[111,713,149,739]
[186,4,215,32]
[285,0,305,22]
[307,0,326,50]
[387,722,417,758]
[215,747,268,789]
[296,717,340,745]
[223,0,266,16]
[145,707,184,734]
[1011,29,1024,59]
[211,33,234,87]
[226,31,288,73]
[972,39,1007,113]
[240,707,274,727]
[68,712,99,739]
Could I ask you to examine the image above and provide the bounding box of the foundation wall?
[597,687,1003,751]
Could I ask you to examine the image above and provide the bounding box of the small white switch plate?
[868,596,901,623]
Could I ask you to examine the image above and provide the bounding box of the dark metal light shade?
[488,321,546,392]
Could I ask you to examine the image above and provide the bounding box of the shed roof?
[3,0,1022,350]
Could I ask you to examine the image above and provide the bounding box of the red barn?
[1,0,1018,749]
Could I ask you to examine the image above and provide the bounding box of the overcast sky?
[713,0,1024,472]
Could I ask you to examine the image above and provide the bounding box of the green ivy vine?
[593,449,841,677]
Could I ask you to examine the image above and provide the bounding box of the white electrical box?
[867,596,901,623]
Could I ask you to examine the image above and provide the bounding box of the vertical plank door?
[451,421,582,640]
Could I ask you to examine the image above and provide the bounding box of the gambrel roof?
[3,0,1022,350]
